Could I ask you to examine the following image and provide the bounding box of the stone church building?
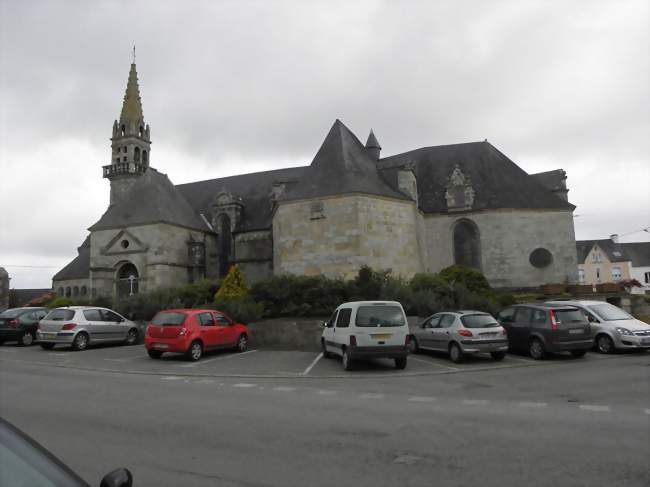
[53,63,578,300]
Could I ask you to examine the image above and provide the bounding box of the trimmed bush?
[212,297,264,324]
[438,265,492,294]
[215,265,249,301]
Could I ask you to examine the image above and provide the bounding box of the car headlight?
[615,327,633,336]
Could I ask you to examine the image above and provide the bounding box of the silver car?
[37,306,139,351]
[546,300,650,353]
[409,310,509,363]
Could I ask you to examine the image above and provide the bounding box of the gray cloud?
[1,0,648,287]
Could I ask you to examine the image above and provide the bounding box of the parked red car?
[144,309,249,361]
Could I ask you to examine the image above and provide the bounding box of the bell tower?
[102,60,152,205]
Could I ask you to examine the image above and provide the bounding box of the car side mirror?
[320,321,327,328]
[100,468,132,487]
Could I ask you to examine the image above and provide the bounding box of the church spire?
[119,63,144,127]
[365,129,381,161]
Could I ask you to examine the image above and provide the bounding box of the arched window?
[134,147,140,162]
[120,125,126,136]
[81,286,87,296]
[117,263,139,299]
[142,150,148,164]
[453,219,481,269]
[139,126,143,137]
[57,287,64,296]
[65,287,71,297]
[73,286,79,297]
[218,214,232,278]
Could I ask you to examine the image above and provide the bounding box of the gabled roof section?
[620,242,650,267]
[89,169,209,232]
[531,169,567,193]
[120,63,144,125]
[366,129,381,150]
[378,141,575,213]
[53,236,90,281]
[280,120,409,202]
[576,239,631,264]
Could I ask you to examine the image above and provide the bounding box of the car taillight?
[458,329,473,337]
[550,310,559,331]
[61,323,76,330]
[501,328,507,335]
[349,335,357,347]
[179,328,188,336]
[8,319,20,328]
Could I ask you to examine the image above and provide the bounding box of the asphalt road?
[0,344,648,487]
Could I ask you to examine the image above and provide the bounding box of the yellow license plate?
[372,334,392,340]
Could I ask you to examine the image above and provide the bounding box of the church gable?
[100,229,148,256]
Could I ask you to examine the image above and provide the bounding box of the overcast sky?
[1,0,648,289]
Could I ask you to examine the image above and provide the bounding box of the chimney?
[610,234,619,243]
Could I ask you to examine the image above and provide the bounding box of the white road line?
[579,405,611,412]
[232,383,257,388]
[360,393,384,399]
[408,396,436,403]
[519,402,548,408]
[462,399,489,405]
[273,386,297,392]
[505,356,535,363]
[302,353,323,376]
[161,376,183,381]
[317,390,337,396]
[180,349,258,367]
[409,356,459,371]
[0,349,16,353]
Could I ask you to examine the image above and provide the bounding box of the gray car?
[546,300,650,353]
[409,311,508,363]
[37,306,139,351]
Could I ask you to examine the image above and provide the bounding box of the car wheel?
[449,343,463,363]
[186,340,203,361]
[529,338,545,360]
[147,349,163,359]
[408,336,419,354]
[571,349,587,358]
[40,343,55,350]
[71,332,89,351]
[124,328,138,346]
[236,334,248,352]
[19,331,35,346]
[490,351,506,361]
[596,334,615,354]
[342,348,353,371]
[395,357,407,370]
[321,339,332,359]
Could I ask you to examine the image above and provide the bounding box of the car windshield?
[554,309,586,323]
[461,314,500,328]
[44,309,75,321]
[587,303,633,321]
[355,305,405,327]
[0,308,26,319]
[151,312,186,326]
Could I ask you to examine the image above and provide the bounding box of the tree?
[215,265,249,301]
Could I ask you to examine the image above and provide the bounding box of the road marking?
[462,399,489,405]
[180,349,258,367]
[161,376,183,381]
[579,405,611,412]
[408,396,436,403]
[302,353,323,375]
[194,379,215,384]
[0,348,16,353]
[232,383,257,388]
[273,386,297,392]
[505,356,535,363]
[360,393,384,399]
[644,409,650,415]
[409,356,459,371]
[317,390,337,396]
[519,402,548,408]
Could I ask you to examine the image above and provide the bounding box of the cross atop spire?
[119,62,144,126]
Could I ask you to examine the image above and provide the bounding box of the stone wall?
[233,230,273,282]
[273,195,421,279]
[52,278,91,299]
[422,209,578,288]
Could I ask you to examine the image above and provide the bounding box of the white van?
[321,301,410,371]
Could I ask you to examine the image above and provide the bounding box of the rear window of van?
[152,312,186,326]
[44,309,75,321]
[355,306,405,328]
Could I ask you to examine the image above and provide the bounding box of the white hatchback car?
[321,301,410,371]
[37,306,139,351]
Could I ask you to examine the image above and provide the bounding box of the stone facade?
[274,195,421,279]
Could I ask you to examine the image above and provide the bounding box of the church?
[53,63,579,300]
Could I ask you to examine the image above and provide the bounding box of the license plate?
[371,334,392,340]
[154,343,169,350]
[569,329,583,334]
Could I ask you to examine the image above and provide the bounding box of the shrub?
[212,297,263,324]
[438,265,492,294]
[350,265,391,300]
[46,297,74,308]
[179,279,221,307]
[215,266,249,301]
[114,288,182,321]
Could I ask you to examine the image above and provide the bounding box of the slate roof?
[531,169,567,193]
[366,129,381,150]
[576,239,631,264]
[53,236,90,281]
[89,168,209,232]
[120,63,144,125]
[378,141,575,213]
[620,242,650,267]
[176,166,306,232]
[12,289,53,307]
[280,120,409,202]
